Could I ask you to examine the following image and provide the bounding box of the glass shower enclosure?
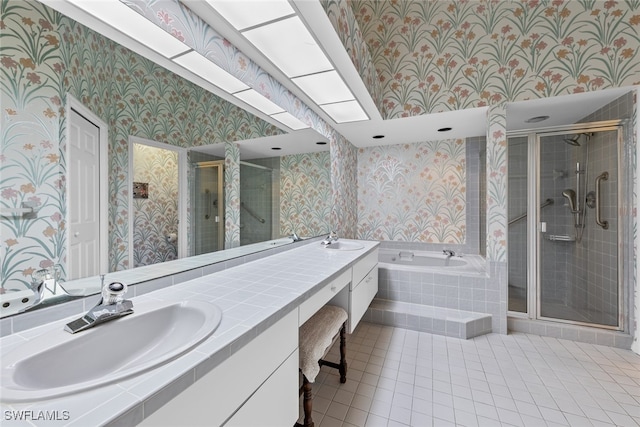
[508,121,624,329]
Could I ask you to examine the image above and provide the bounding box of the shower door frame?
[128,136,188,263]
[508,119,627,331]
[193,160,225,255]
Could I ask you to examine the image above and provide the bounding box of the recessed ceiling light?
[372,135,385,139]
[437,127,452,132]
[525,115,550,123]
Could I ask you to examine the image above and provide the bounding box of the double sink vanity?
[0,239,379,426]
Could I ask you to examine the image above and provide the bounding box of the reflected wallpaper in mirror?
[0,1,331,305]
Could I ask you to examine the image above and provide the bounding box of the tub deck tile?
[366,298,492,339]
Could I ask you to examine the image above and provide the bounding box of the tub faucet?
[290,232,302,242]
[321,231,339,246]
[64,280,133,334]
[443,249,456,258]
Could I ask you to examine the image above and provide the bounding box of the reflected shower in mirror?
[189,129,332,255]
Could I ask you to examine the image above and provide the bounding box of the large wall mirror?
[0,1,332,317]
[189,130,332,256]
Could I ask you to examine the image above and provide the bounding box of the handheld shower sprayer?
[562,189,577,213]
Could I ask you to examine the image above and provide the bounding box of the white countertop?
[0,239,379,426]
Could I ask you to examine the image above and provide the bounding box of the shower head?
[563,135,581,146]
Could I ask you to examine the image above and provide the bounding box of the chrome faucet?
[23,265,68,311]
[321,231,339,246]
[443,249,456,258]
[290,232,302,242]
[64,280,133,334]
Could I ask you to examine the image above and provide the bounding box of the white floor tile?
[299,323,640,427]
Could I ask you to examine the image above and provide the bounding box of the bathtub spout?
[443,249,456,258]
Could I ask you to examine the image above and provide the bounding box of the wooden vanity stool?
[297,304,348,427]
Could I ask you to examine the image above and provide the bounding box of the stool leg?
[300,375,314,427]
[339,323,347,383]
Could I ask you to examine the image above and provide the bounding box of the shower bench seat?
[365,298,492,339]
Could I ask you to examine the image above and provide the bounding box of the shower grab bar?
[544,234,575,242]
[204,189,211,220]
[595,172,609,229]
[241,202,266,224]
[508,198,554,226]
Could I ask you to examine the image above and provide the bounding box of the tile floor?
[298,322,640,427]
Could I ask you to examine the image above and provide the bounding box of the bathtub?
[375,248,490,315]
[372,248,495,334]
[379,250,466,267]
[377,249,486,276]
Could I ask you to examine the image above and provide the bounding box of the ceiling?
[193,1,633,146]
[45,0,635,156]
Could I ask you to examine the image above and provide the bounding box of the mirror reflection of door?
[130,139,183,267]
[193,161,225,255]
[68,104,107,280]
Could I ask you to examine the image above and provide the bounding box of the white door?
[68,108,101,279]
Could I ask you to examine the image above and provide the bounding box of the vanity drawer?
[350,266,378,332]
[299,269,350,325]
[352,249,378,290]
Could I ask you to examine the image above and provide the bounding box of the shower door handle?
[595,172,609,230]
[204,189,211,220]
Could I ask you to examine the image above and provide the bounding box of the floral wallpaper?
[357,140,466,242]
[486,104,508,262]
[348,0,640,119]
[1,1,65,292]
[330,130,359,238]
[280,151,332,237]
[1,0,282,292]
[224,140,240,248]
[132,144,178,267]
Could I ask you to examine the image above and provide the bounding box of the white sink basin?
[1,300,222,402]
[325,241,364,251]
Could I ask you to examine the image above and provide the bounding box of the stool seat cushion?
[299,305,348,382]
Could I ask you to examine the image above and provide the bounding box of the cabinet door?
[350,267,378,332]
[139,310,298,426]
[225,349,298,426]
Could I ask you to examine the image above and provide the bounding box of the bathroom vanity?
[0,239,378,426]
